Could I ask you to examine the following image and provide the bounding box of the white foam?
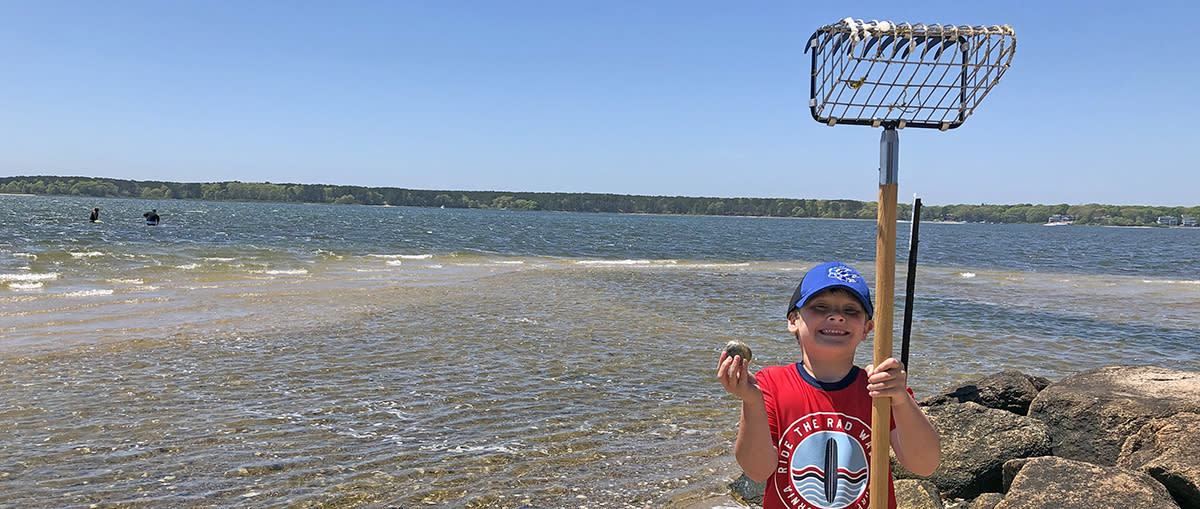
[0,272,59,282]
[13,252,37,259]
[263,269,308,275]
[1143,279,1200,285]
[9,281,43,290]
[177,263,200,270]
[368,254,433,260]
[682,262,751,269]
[62,289,114,297]
[960,272,977,278]
[70,251,104,258]
[575,259,678,266]
[106,278,145,285]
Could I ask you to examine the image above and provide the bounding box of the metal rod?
[901,196,922,371]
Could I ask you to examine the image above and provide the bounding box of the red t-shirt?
[755,363,896,509]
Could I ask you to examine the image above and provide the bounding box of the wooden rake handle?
[870,127,899,508]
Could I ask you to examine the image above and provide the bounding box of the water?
[2,195,1198,507]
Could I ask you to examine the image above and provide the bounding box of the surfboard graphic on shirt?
[776,413,872,508]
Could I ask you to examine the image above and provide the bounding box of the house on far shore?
[1046,214,1073,225]
[1157,215,1180,226]
[1182,215,1197,227]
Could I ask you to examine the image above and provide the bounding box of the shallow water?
[2,195,1198,506]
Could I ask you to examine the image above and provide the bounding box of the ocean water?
[2,194,1198,507]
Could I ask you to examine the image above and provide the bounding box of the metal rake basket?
[807,18,1016,130]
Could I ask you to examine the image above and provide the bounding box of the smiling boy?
[717,261,940,509]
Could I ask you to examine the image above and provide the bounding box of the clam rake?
[806,18,1016,508]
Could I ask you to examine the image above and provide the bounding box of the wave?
[367,254,434,260]
[70,251,105,258]
[261,269,309,276]
[61,289,114,297]
[0,272,59,283]
[574,259,679,266]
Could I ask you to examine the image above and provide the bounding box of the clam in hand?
[722,340,752,362]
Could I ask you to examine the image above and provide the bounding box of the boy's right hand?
[717,351,760,400]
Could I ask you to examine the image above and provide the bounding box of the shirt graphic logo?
[775,412,871,509]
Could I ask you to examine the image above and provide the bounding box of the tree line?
[2,175,1197,227]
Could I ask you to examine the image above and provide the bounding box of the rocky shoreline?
[722,365,1200,508]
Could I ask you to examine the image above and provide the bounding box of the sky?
[1,1,1198,207]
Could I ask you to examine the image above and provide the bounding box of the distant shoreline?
[2,175,1197,227]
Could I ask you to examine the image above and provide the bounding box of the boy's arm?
[718,353,777,482]
[888,392,941,476]
[867,358,941,477]
[735,391,777,481]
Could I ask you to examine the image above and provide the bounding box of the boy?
[717,261,940,508]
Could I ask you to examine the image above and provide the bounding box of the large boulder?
[994,456,1179,508]
[967,492,1004,509]
[896,402,1050,499]
[920,370,1050,415]
[895,479,944,509]
[1117,412,1200,508]
[1027,365,1200,466]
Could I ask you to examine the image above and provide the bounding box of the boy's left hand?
[866,357,911,406]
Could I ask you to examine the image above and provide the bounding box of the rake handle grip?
[870,182,898,509]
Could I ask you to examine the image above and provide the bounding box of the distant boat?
[1045,214,1073,226]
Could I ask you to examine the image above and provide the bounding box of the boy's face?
[787,288,873,354]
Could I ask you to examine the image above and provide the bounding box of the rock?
[1027,365,1200,466]
[994,456,1179,508]
[921,370,1049,415]
[1117,412,1200,508]
[967,492,1004,509]
[895,478,944,508]
[1000,458,1030,492]
[727,473,765,506]
[896,402,1050,499]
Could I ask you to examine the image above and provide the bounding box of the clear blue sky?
[2,1,1197,206]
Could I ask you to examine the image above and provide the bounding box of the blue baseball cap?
[787,262,873,318]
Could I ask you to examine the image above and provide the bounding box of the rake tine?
[832,32,848,55]
[901,36,924,59]
[818,30,836,53]
[892,36,908,58]
[877,35,895,57]
[934,38,956,60]
[920,36,941,60]
[863,35,880,58]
